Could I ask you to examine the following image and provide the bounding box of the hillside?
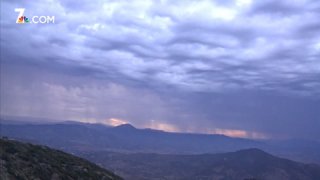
[81,149,320,180]
[0,138,122,180]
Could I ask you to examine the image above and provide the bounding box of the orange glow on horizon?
[106,118,128,126]
[208,128,268,139]
[212,128,248,138]
[80,118,268,139]
[146,120,179,132]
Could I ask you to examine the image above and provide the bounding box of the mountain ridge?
[1,119,320,164]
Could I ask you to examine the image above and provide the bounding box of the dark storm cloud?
[249,0,302,15]
[1,0,320,139]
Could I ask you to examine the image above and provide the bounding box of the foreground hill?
[81,149,320,180]
[0,138,122,180]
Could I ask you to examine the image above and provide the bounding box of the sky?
[1,0,320,140]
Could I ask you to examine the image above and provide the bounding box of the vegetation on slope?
[0,138,122,180]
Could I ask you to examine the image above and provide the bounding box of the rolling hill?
[80,148,320,180]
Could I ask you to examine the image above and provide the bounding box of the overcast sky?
[1,0,320,140]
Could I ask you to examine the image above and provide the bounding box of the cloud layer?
[1,0,320,139]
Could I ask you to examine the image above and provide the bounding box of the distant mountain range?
[2,118,320,180]
[0,138,122,180]
[80,148,320,180]
[0,120,262,153]
[1,119,320,164]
